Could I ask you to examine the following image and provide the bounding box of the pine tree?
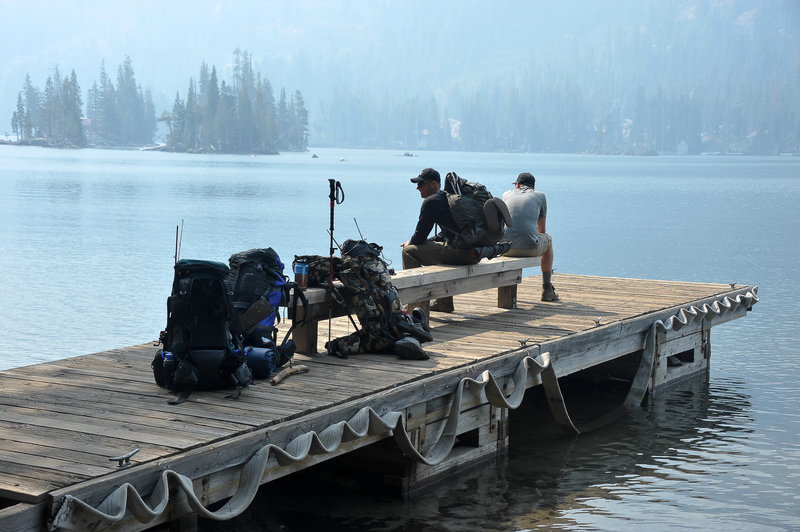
[277,88,289,150]
[201,66,220,149]
[22,74,40,139]
[237,84,256,152]
[167,92,185,150]
[290,90,309,151]
[62,70,85,146]
[11,93,24,140]
[184,79,199,150]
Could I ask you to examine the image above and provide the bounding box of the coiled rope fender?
[626,287,759,408]
[50,351,552,531]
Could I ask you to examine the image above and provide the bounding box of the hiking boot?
[472,241,512,260]
[541,283,560,302]
[393,336,430,360]
[411,307,430,332]
[396,313,434,344]
[430,298,454,313]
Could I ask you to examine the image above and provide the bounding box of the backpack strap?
[280,281,308,346]
[168,357,199,404]
[237,296,277,333]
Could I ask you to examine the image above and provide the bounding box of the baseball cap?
[411,168,440,184]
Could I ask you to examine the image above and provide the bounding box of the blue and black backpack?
[228,248,287,344]
[227,248,307,377]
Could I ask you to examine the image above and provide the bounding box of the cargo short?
[504,233,552,257]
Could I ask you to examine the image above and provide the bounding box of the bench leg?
[293,319,319,354]
[497,285,517,309]
[404,300,430,316]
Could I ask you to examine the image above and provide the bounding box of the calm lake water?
[1,146,799,530]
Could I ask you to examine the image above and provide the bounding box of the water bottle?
[162,350,176,385]
[294,261,309,291]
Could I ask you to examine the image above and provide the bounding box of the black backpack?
[443,171,511,248]
[152,259,252,404]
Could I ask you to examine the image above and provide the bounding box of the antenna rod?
[177,219,184,262]
[354,217,365,240]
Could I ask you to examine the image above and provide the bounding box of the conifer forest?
[4,2,798,156]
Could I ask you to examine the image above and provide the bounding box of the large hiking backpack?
[228,248,288,343]
[324,240,432,358]
[228,248,305,373]
[443,172,511,248]
[153,259,252,404]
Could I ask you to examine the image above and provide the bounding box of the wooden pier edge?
[0,277,758,532]
[43,344,546,530]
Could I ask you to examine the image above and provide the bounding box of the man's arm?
[409,210,436,245]
[407,194,443,246]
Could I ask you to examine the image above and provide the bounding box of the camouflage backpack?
[323,240,432,358]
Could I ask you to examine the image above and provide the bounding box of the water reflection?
[195,374,800,531]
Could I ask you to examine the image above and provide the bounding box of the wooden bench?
[286,256,541,354]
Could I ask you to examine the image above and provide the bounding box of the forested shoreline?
[5,1,799,158]
[7,49,309,155]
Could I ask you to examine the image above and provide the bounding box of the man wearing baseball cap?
[502,172,559,302]
[401,168,477,312]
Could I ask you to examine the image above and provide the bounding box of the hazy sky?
[2,0,798,136]
[0,1,651,118]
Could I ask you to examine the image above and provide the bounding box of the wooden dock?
[0,274,758,531]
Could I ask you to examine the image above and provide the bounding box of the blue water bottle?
[294,261,309,291]
[162,351,176,386]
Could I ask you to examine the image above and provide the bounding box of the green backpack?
[443,171,511,248]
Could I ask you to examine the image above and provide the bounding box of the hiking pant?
[402,240,477,309]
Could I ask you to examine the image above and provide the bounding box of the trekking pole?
[328,179,345,354]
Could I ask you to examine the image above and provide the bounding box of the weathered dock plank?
[0,273,757,531]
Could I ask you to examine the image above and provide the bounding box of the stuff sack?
[443,171,511,248]
[153,258,252,403]
[228,248,289,344]
[293,254,343,288]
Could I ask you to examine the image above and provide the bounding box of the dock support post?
[402,401,510,495]
[497,285,517,309]
[651,322,712,395]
